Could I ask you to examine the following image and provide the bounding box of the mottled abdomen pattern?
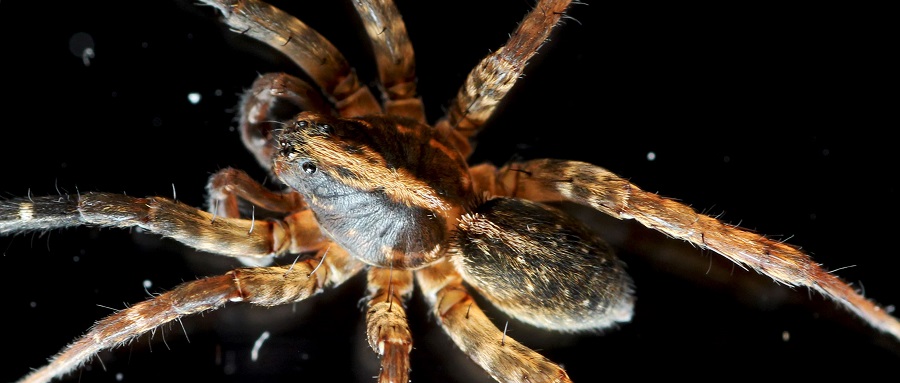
[453,197,634,332]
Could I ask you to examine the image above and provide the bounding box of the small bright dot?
[188,92,202,104]
[115,373,124,381]
[30,301,37,308]
[69,32,95,66]
[781,330,790,342]
[143,279,153,289]
[646,151,656,161]
[251,331,271,362]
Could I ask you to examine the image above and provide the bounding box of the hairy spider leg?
[489,158,900,340]
[434,0,574,158]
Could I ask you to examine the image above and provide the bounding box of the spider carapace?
[2,0,899,382]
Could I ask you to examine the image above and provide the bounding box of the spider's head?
[273,111,473,213]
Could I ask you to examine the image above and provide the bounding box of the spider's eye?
[318,124,332,134]
[295,120,308,128]
[301,162,317,174]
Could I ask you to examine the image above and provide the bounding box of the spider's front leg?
[0,191,321,261]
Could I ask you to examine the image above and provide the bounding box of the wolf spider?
[1,1,898,382]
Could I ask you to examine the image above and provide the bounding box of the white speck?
[115,372,124,381]
[251,331,271,362]
[72,255,80,262]
[30,301,37,308]
[82,48,95,67]
[781,330,790,342]
[143,279,153,289]
[646,151,656,161]
[188,92,202,104]
[69,32,95,66]
[887,305,896,314]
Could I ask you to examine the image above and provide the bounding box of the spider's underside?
[1,1,898,382]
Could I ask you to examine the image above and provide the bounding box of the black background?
[1,1,897,382]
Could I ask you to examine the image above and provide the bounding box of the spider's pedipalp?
[417,261,572,383]
[236,73,336,170]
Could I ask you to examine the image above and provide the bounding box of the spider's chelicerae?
[1,1,898,382]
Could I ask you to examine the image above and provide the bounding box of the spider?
[1,1,898,382]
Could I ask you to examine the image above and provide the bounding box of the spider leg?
[199,0,381,117]
[434,0,574,158]
[365,267,414,383]
[0,193,326,260]
[351,0,425,122]
[416,261,572,383]
[493,158,900,341]
[16,246,363,383]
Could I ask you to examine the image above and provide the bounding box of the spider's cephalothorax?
[272,111,472,269]
[2,0,900,383]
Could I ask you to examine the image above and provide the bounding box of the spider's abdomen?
[453,197,635,332]
[273,112,473,268]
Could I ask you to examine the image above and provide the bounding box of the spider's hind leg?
[15,246,364,383]
[495,158,900,342]
[417,261,573,383]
